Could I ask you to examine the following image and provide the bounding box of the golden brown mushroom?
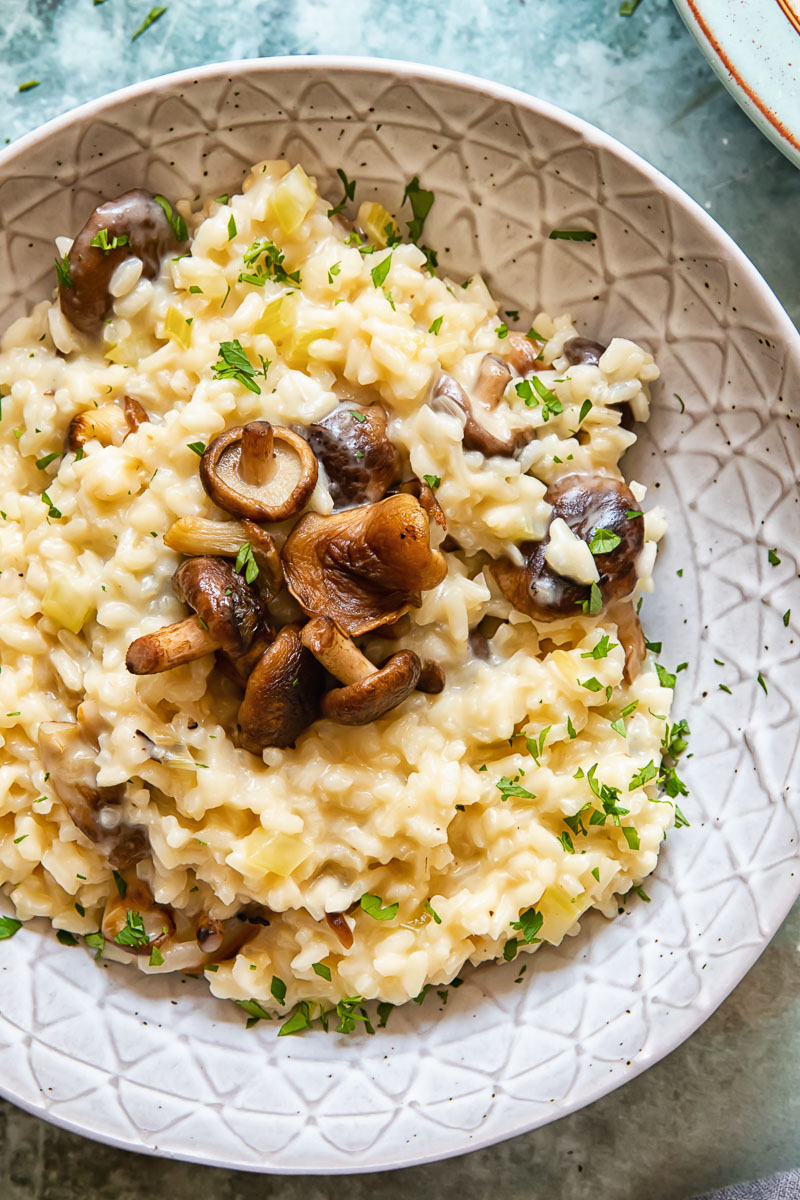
[306,403,401,508]
[200,420,318,522]
[164,516,283,599]
[431,373,535,458]
[237,622,323,753]
[504,331,543,375]
[562,336,607,367]
[38,720,147,869]
[281,493,447,637]
[474,353,513,408]
[301,616,421,725]
[126,556,266,674]
[60,189,183,334]
[66,396,148,451]
[490,473,644,621]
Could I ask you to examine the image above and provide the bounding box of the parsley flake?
[422,473,440,489]
[578,399,592,424]
[371,254,392,288]
[153,194,188,242]
[510,907,543,944]
[186,441,205,456]
[589,527,621,554]
[581,634,617,660]
[495,323,509,339]
[549,229,597,242]
[113,910,149,948]
[90,228,130,254]
[212,339,263,394]
[360,893,398,921]
[496,775,536,801]
[621,826,640,850]
[757,671,768,695]
[55,254,74,289]
[428,316,443,335]
[327,261,341,284]
[768,548,781,566]
[312,962,332,981]
[402,175,434,243]
[328,167,356,217]
[35,450,62,470]
[0,915,21,940]
[424,900,442,925]
[131,6,167,41]
[656,663,676,689]
[234,541,259,585]
[18,80,41,94]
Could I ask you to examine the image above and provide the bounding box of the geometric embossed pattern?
[0,58,797,1174]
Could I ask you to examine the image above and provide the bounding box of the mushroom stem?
[239,420,274,487]
[301,616,375,684]
[126,615,219,674]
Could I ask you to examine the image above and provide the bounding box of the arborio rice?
[0,160,688,1033]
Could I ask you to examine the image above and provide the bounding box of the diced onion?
[240,829,310,878]
[41,578,94,635]
[164,306,192,351]
[358,201,397,248]
[268,165,316,235]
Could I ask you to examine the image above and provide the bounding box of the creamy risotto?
[0,161,687,1032]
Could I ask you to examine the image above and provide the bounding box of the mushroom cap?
[281,493,448,637]
[490,473,644,620]
[306,403,401,508]
[172,556,265,655]
[431,372,534,458]
[200,421,318,522]
[61,189,180,335]
[237,622,323,753]
[38,721,148,869]
[562,337,607,367]
[321,649,421,724]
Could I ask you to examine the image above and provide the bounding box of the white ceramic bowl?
[0,57,798,1174]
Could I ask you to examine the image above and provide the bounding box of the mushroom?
[606,599,646,684]
[164,516,283,599]
[562,336,607,367]
[66,396,148,451]
[474,353,513,408]
[200,420,318,522]
[490,473,644,620]
[417,659,446,693]
[504,331,543,375]
[126,556,266,674]
[306,403,401,508]
[326,911,354,950]
[393,477,446,529]
[102,878,257,970]
[431,372,535,458]
[38,720,148,869]
[301,615,421,725]
[237,622,324,753]
[281,493,447,637]
[60,189,183,335]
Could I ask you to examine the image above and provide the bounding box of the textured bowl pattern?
[0,58,798,1174]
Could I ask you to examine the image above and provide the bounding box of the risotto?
[0,160,687,1033]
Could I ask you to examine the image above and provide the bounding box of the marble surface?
[0,0,798,1195]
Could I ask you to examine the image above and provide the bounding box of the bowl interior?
[0,58,798,1173]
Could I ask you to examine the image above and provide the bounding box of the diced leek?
[241,829,310,878]
[284,327,335,370]
[358,201,397,248]
[41,577,94,635]
[253,293,291,341]
[164,306,192,350]
[268,164,316,235]
[537,885,591,944]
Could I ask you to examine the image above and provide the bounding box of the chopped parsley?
[112,869,127,898]
[113,910,149,948]
[589,527,621,555]
[40,490,61,519]
[57,930,78,946]
[621,826,640,850]
[402,175,434,243]
[422,473,441,489]
[524,725,551,764]
[211,339,265,394]
[510,907,543,944]
[578,398,592,424]
[35,450,62,470]
[783,610,791,627]
[495,323,509,339]
[0,915,21,940]
[327,261,341,284]
[90,229,130,253]
[581,634,617,660]
[610,716,626,737]
[186,441,205,456]
[566,715,578,739]
[629,761,658,790]
[239,238,300,287]
[428,316,443,335]
[557,831,575,854]
[312,962,332,981]
[757,671,768,695]
[227,213,237,241]
[768,548,781,566]
[153,193,188,242]
[327,167,356,217]
[655,663,676,689]
[18,81,40,93]
[580,676,603,692]
[503,938,518,961]
[496,775,536,801]
[370,253,392,288]
[424,900,442,925]
[591,866,600,882]
[237,998,273,1027]
[55,254,74,289]
[131,6,167,41]
[620,699,639,718]
[580,583,603,616]
[530,376,563,421]
[549,229,597,241]
[349,409,367,422]
[149,944,164,967]
[619,0,642,14]
[234,541,259,585]
[360,893,399,921]
[515,380,537,407]
[270,975,287,1005]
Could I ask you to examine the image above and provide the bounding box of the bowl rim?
[1,53,799,1174]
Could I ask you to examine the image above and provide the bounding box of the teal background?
[1,1,798,1196]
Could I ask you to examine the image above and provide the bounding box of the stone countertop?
[1,2,798,1197]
